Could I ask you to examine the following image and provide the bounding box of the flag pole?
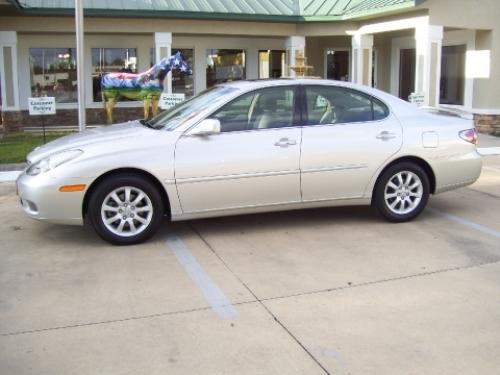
[75,0,86,131]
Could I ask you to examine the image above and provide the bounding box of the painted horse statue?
[101,51,192,124]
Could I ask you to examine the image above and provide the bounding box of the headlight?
[26,149,83,176]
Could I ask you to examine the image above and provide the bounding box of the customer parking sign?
[28,97,56,115]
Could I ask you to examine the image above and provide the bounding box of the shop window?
[92,48,137,102]
[150,48,195,98]
[206,49,245,88]
[259,50,286,79]
[29,48,77,103]
[440,45,466,105]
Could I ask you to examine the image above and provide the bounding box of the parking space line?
[478,147,500,156]
[428,207,500,239]
[483,166,500,173]
[165,232,238,319]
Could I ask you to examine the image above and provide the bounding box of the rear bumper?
[434,149,483,194]
[16,171,90,226]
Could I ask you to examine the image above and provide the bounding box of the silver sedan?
[17,79,482,245]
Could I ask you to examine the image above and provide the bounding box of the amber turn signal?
[59,184,86,192]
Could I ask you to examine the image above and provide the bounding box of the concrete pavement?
[1,154,500,374]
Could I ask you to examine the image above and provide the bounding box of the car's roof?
[219,78,393,100]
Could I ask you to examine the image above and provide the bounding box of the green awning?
[10,0,422,22]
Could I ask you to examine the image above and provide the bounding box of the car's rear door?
[300,85,403,201]
[174,85,302,213]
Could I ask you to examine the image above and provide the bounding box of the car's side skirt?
[171,197,371,221]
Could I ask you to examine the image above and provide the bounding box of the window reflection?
[206,49,246,88]
[29,48,77,103]
[92,48,137,102]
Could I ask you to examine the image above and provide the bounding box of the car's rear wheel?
[374,162,430,222]
[88,174,164,245]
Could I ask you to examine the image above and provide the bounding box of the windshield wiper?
[139,119,155,129]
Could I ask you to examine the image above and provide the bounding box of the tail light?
[459,129,478,145]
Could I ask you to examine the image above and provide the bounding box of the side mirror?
[189,118,221,136]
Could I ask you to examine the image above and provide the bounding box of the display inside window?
[92,48,137,102]
[206,49,245,88]
[29,48,77,103]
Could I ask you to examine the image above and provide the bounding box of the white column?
[415,24,443,107]
[0,31,19,110]
[154,32,172,93]
[285,36,305,77]
[351,34,373,86]
[75,0,86,131]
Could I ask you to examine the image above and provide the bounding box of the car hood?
[27,121,156,163]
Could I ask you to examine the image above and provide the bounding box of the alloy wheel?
[384,171,423,215]
[100,186,154,237]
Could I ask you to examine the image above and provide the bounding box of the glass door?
[440,45,466,105]
[258,50,286,79]
[399,48,415,101]
[325,49,350,81]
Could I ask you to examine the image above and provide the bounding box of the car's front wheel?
[88,174,164,245]
[374,162,430,222]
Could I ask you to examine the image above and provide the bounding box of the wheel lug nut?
[130,213,135,218]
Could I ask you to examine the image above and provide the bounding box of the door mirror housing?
[189,118,221,136]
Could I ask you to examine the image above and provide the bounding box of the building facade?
[1,0,499,134]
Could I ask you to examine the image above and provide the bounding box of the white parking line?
[428,207,500,239]
[0,171,21,183]
[483,166,500,173]
[478,147,500,156]
[166,232,238,319]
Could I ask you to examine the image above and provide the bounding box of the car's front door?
[174,85,302,214]
[300,85,403,201]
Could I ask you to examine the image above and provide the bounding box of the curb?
[0,163,26,172]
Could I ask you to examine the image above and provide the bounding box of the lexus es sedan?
[17,79,482,245]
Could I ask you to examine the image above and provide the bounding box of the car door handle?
[274,138,297,147]
[376,131,397,141]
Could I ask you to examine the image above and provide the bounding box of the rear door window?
[304,85,389,125]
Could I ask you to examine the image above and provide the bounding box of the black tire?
[88,174,164,245]
[373,162,430,222]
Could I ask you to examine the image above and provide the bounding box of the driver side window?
[211,92,257,132]
[211,86,297,132]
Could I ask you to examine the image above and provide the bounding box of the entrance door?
[440,45,466,105]
[174,85,302,213]
[399,48,415,101]
[259,50,286,78]
[325,49,350,81]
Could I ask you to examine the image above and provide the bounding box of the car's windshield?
[147,86,238,130]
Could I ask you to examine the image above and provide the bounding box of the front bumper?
[16,171,92,226]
